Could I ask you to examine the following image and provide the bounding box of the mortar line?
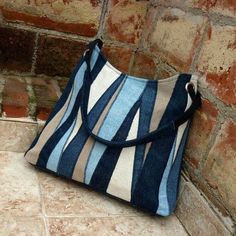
[0,76,6,116]
[137,0,153,50]
[150,2,236,27]
[25,77,37,120]
[4,21,96,42]
[0,69,36,77]
[128,50,136,75]
[3,16,147,54]
[198,112,223,171]
[31,32,39,75]
[139,4,170,79]
[188,7,236,27]
[189,20,210,73]
[0,70,68,82]
[97,0,109,39]
[141,4,165,52]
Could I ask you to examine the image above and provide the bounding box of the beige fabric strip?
[106,109,140,201]
[72,137,95,182]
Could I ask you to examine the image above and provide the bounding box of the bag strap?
[81,39,201,147]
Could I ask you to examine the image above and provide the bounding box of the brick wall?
[0,0,235,230]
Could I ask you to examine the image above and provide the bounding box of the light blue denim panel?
[84,77,147,185]
[46,48,100,172]
[46,119,76,171]
[156,137,176,216]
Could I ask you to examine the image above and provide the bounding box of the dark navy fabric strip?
[131,74,191,213]
[89,100,141,193]
[57,74,125,177]
[131,128,176,213]
[167,121,190,214]
[158,74,191,128]
[131,81,157,195]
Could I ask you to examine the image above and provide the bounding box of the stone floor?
[0,151,188,235]
[0,119,232,236]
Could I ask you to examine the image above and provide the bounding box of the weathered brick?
[35,35,86,77]
[185,99,219,167]
[146,8,207,71]
[188,0,236,18]
[151,0,184,6]
[202,119,236,221]
[197,25,236,106]
[0,26,35,72]
[130,51,156,79]
[2,77,29,117]
[0,0,102,37]
[176,181,231,236]
[32,78,59,120]
[103,45,133,73]
[152,0,236,18]
[104,0,148,44]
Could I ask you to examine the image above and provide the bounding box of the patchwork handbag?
[25,39,201,216]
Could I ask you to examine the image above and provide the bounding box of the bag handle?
[81,39,201,147]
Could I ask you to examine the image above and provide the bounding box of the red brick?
[104,0,148,44]
[32,78,59,120]
[0,0,102,37]
[0,26,35,72]
[130,51,156,79]
[189,0,236,18]
[185,99,219,168]
[197,25,236,105]
[103,45,133,73]
[35,35,86,77]
[146,8,207,71]
[2,77,28,117]
[202,119,236,221]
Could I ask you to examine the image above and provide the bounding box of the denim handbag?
[25,39,201,216]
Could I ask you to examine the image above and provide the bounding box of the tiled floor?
[0,151,188,235]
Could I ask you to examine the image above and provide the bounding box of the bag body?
[25,39,201,216]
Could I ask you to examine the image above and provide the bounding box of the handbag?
[25,39,201,216]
